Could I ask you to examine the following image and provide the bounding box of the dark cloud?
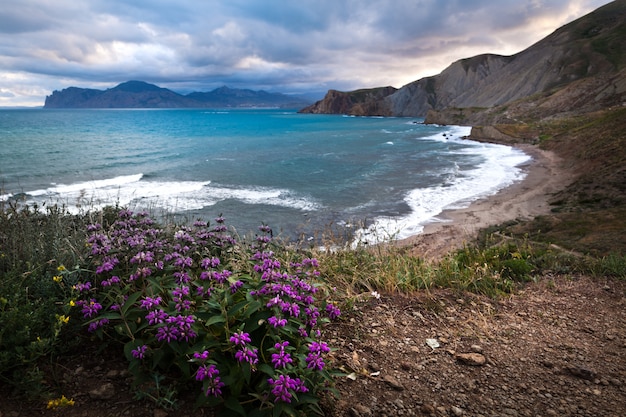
[0,0,614,106]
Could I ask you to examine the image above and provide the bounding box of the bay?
[0,108,530,242]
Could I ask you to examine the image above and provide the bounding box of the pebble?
[455,352,486,366]
[350,404,373,417]
[89,382,116,400]
[451,405,465,416]
[382,374,405,391]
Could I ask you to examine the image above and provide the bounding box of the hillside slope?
[301,0,626,118]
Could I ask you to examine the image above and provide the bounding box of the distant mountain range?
[44,81,312,109]
[300,0,626,121]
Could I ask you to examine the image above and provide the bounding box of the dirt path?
[326,275,626,416]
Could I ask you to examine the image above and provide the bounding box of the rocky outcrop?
[302,0,626,119]
[298,86,397,116]
[44,81,311,109]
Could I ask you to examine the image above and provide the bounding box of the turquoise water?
[0,108,530,241]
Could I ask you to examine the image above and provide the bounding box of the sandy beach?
[399,144,572,258]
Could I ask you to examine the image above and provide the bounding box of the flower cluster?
[74,210,340,415]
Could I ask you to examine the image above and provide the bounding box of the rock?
[154,410,168,417]
[382,374,405,391]
[564,365,597,380]
[455,352,486,366]
[470,344,483,353]
[349,404,372,417]
[89,382,116,400]
[451,405,465,416]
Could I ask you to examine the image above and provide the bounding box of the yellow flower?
[53,275,63,283]
[69,299,76,307]
[57,315,70,324]
[47,395,75,409]
[57,265,66,272]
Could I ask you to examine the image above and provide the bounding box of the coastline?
[398,143,572,258]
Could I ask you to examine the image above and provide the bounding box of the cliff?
[298,87,397,116]
[301,0,626,119]
[44,81,311,109]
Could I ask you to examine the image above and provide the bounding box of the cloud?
[0,0,614,106]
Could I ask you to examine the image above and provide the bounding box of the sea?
[0,108,530,243]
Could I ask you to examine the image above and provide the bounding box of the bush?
[0,204,87,396]
[74,210,341,415]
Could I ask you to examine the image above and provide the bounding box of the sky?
[0,0,615,106]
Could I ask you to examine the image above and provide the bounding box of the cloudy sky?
[0,0,614,106]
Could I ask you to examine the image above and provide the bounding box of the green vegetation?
[2,194,624,413]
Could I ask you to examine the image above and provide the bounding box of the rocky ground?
[326,274,626,417]
[1,274,624,417]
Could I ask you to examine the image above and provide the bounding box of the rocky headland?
[44,81,311,109]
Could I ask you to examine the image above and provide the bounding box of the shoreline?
[397,143,572,258]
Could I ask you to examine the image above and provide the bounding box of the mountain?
[300,0,626,119]
[44,81,311,108]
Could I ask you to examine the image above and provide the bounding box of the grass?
[1,200,625,405]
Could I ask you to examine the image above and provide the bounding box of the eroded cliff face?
[298,87,397,116]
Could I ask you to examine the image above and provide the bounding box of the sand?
[398,144,573,258]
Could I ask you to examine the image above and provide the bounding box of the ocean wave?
[12,174,320,214]
[352,140,531,246]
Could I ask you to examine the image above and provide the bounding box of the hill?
[44,81,311,109]
[301,0,626,118]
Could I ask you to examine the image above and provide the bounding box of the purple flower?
[196,363,220,381]
[205,376,225,397]
[130,251,155,264]
[74,282,92,293]
[156,325,179,343]
[326,303,341,319]
[174,256,193,268]
[267,375,308,403]
[81,299,102,318]
[95,257,117,274]
[305,352,325,371]
[201,257,221,269]
[306,341,331,371]
[101,276,121,287]
[268,316,288,328]
[309,341,330,354]
[173,271,191,284]
[193,350,210,361]
[87,318,109,332]
[235,347,259,365]
[271,341,293,369]
[140,296,162,310]
[131,345,148,359]
[229,331,252,346]
[146,309,168,325]
[230,280,243,293]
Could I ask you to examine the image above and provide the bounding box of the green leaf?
[227,300,250,318]
[121,291,143,316]
[258,363,275,377]
[205,315,226,327]
[224,395,247,416]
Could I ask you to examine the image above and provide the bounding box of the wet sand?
[398,144,572,258]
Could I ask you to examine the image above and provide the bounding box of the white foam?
[15,174,321,214]
[352,129,531,246]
